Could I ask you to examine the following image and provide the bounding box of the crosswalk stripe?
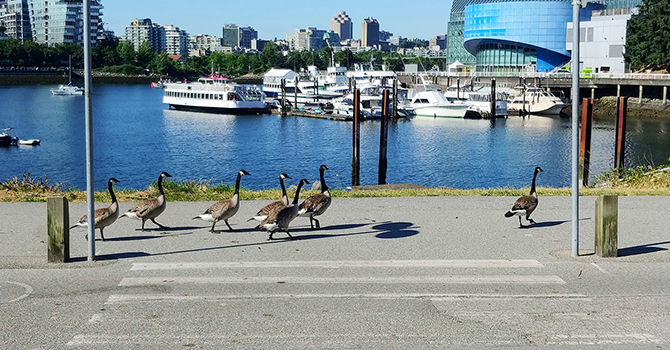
[105,293,587,304]
[130,259,545,270]
[118,275,565,286]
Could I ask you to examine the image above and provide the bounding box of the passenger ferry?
[163,74,270,114]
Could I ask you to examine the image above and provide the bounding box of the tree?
[260,42,284,70]
[625,0,670,71]
[136,41,155,68]
[116,41,135,65]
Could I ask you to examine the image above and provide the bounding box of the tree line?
[0,37,446,78]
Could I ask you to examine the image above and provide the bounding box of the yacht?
[163,74,270,114]
[409,78,469,118]
[508,86,569,115]
[51,56,83,96]
[466,90,510,118]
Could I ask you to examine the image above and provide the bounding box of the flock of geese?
[71,165,544,240]
[70,165,333,241]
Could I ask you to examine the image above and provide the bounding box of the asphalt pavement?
[1,196,669,349]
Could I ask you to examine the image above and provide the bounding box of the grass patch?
[2,169,670,203]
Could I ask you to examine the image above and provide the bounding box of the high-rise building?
[361,18,379,47]
[125,18,164,52]
[163,24,189,56]
[286,27,327,51]
[28,0,102,45]
[222,24,257,48]
[331,11,352,40]
[0,0,32,42]
[189,34,225,56]
[429,35,447,50]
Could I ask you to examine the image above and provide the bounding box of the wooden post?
[47,196,69,263]
[616,84,620,98]
[663,86,667,105]
[579,98,593,187]
[595,194,618,257]
[352,89,361,187]
[294,77,298,110]
[392,79,398,120]
[615,97,627,171]
[490,78,497,119]
[456,79,460,100]
[638,85,643,105]
[379,89,389,185]
[280,78,286,116]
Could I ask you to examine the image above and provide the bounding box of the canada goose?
[70,177,120,241]
[121,171,172,231]
[257,178,310,240]
[505,167,544,227]
[193,169,250,232]
[297,164,332,229]
[248,173,291,223]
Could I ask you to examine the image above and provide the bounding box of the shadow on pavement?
[618,240,670,257]
[372,222,419,239]
[69,251,151,262]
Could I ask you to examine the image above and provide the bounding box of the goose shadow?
[134,226,201,232]
[372,222,419,239]
[519,217,591,229]
[618,240,670,257]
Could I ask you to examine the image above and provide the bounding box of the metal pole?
[83,0,95,260]
[571,0,581,257]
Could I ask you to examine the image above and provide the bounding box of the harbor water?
[1,84,670,191]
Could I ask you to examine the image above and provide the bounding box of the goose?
[297,164,332,229]
[257,178,310,240]
[120,171,172,231]
[248,173,291,223]
[70,177,120,241]
[193,169,250,232]
[505,166,544,227]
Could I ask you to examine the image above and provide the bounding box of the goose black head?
[239,170,251,176]
[160,172,172,178]
[280,173,292,179]
[320,165,329,171]
[109,178,120,184]
[535,167,544,173]
[299,178,310,186]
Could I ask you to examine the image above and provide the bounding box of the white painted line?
[591,262,609,274]
[105,293,588,304]
[118,275,565,286]
[0,281,33,303]
[130,260,544,270]
[547,333,662,345]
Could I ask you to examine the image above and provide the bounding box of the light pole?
[83,0,95,260]
[571,0,584,257]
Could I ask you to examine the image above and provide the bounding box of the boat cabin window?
[413,98,430,104]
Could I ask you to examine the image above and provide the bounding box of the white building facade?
[0,0,32,42]
[28,0,102,45]
[125,18,164,52]
[163,24,189,56]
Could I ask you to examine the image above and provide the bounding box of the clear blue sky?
[103,0,453,41]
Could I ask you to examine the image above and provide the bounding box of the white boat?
[163,74,270,114]
[51,83,84,95]
[51,55,83,96]
[409,78,469,118]
[508,87,569,115]
[19,139,40,146]
[466,90,510,118]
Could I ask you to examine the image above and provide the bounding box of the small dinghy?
[19,139,40,146]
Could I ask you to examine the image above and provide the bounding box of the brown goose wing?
[511,195,538,213]
[299,193,327,213]
[257,200,286,216]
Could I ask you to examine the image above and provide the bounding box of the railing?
[396,71,670,81]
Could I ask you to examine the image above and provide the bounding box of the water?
[1,84,670,191]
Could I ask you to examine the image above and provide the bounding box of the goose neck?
[234,173,242,195]
[319,168,328,192]
[530,171,538,195]
[108,181,117,203]
[293,182,305,205]
[157,176,165,196]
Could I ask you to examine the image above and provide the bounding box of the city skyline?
[102,0,452,41]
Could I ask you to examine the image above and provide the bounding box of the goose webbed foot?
[285,230,294,240]
[268,232,275,240]
[224,220,235,232]
[151,219,169,230]
[528,218,536,225]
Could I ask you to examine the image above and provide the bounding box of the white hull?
[51,85,83,95]
[413,104,469,118]
[163,76,269,114]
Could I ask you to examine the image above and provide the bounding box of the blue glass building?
[447,0,644,73]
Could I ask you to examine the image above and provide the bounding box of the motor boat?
[0,128,18,146]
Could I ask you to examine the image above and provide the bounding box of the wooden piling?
[615,97,627,171]
[579,98,593,187]
[392,79,398,119]
[47,196,69,263]
[379,89,389,185]
[490,78,497,119]
[280,78,286,116]
[638,85,643,105]
[352,89,361,187]
[456,79,460,101]
[595,194,618,257]
[663,86,667,105]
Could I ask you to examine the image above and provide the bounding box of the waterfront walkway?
[1,196,670,348]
